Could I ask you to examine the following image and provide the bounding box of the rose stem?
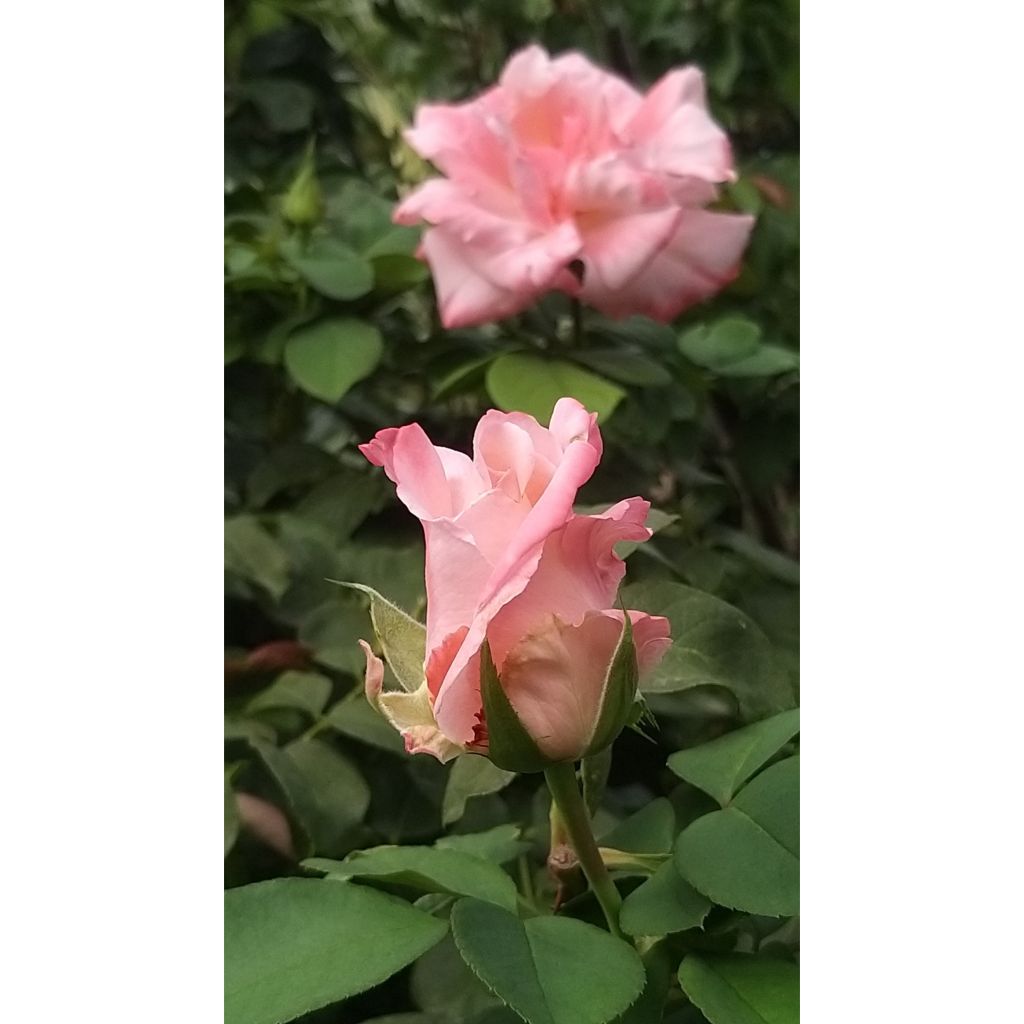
[544,761,624,939]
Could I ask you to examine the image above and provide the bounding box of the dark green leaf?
[443,755,516,826]
[225,878,447,1024]
[678,317,761,370]
[304,844,518,910]
[668,709,800,805]
[254,737,370,856]
[436,825,529,865]
[451,898,645,1024]
[246,670,332,718]
[324,697,406,754]
[599,798,675,856]
[621,580,795,719]
[677,954,798,1024]
[620,861,711,937]
[225,516,290,598]
[675,757,799,916]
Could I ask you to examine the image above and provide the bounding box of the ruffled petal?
[579,209,754,322]
[359,423,452,520]
[485,498,652,667]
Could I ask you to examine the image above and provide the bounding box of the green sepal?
[584,612,639,757]
[479,640,551,774]
[330,580,425,692]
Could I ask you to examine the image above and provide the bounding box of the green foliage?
[675,757,799,916]
[224,878,447,1024]
[668,708,800,805]
[678,955,799,1024]
[451,898,646,1024]
[225,0,798,1017]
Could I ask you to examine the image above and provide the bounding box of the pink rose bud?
[358,399,670,767]
[394,45,754,328]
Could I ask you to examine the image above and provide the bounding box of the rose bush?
[395,45,754,327]
[360,397,670,765]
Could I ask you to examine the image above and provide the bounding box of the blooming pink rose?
[394,45,754,328]
[358,398,671,764]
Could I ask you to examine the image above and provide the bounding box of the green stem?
[544,761,624,938]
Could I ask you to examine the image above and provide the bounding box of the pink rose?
[394,45,754,328]
[358,398,670,764]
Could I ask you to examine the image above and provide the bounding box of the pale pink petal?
[420,227,532,328]
[485,498,651,667]
[432,434,603,742]
[579,209,755,322]
[434,447,488,515]
[548,397,603,456]
[499,611,624,762]
[609,609,673,674]
[405,99,511,190]
[580,206,683,292]
[627,67,707,141]
[359,423,452,520]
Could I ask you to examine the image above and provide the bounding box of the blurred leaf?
[294,469,389,541]
[621,580,795,719]
[486,353,625,425]
[225,878,447,1024]
[412,936,502,1022]
[298,600,369,675]
[254,737,369,856]
[620,860,711,938]
[280,235,374,300]
[246,669,332,718]
[284,318,383,403]
[677,954,798,1024]
[436,825,529,865]
[668,708,799,805]
[225,516,289,598]
[451,898,645,1024]
[675,757,799,916]
[443,755,516,826]
[678,317,761,370]
[714,344,798,378]
[324,696,406,754]
[243,77,316,132]
[304,845,518,910]
[246,443,338,508]
[572,348,673,387]
[225,774,239,857]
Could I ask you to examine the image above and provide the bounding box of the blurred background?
[225,1,798,1018]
